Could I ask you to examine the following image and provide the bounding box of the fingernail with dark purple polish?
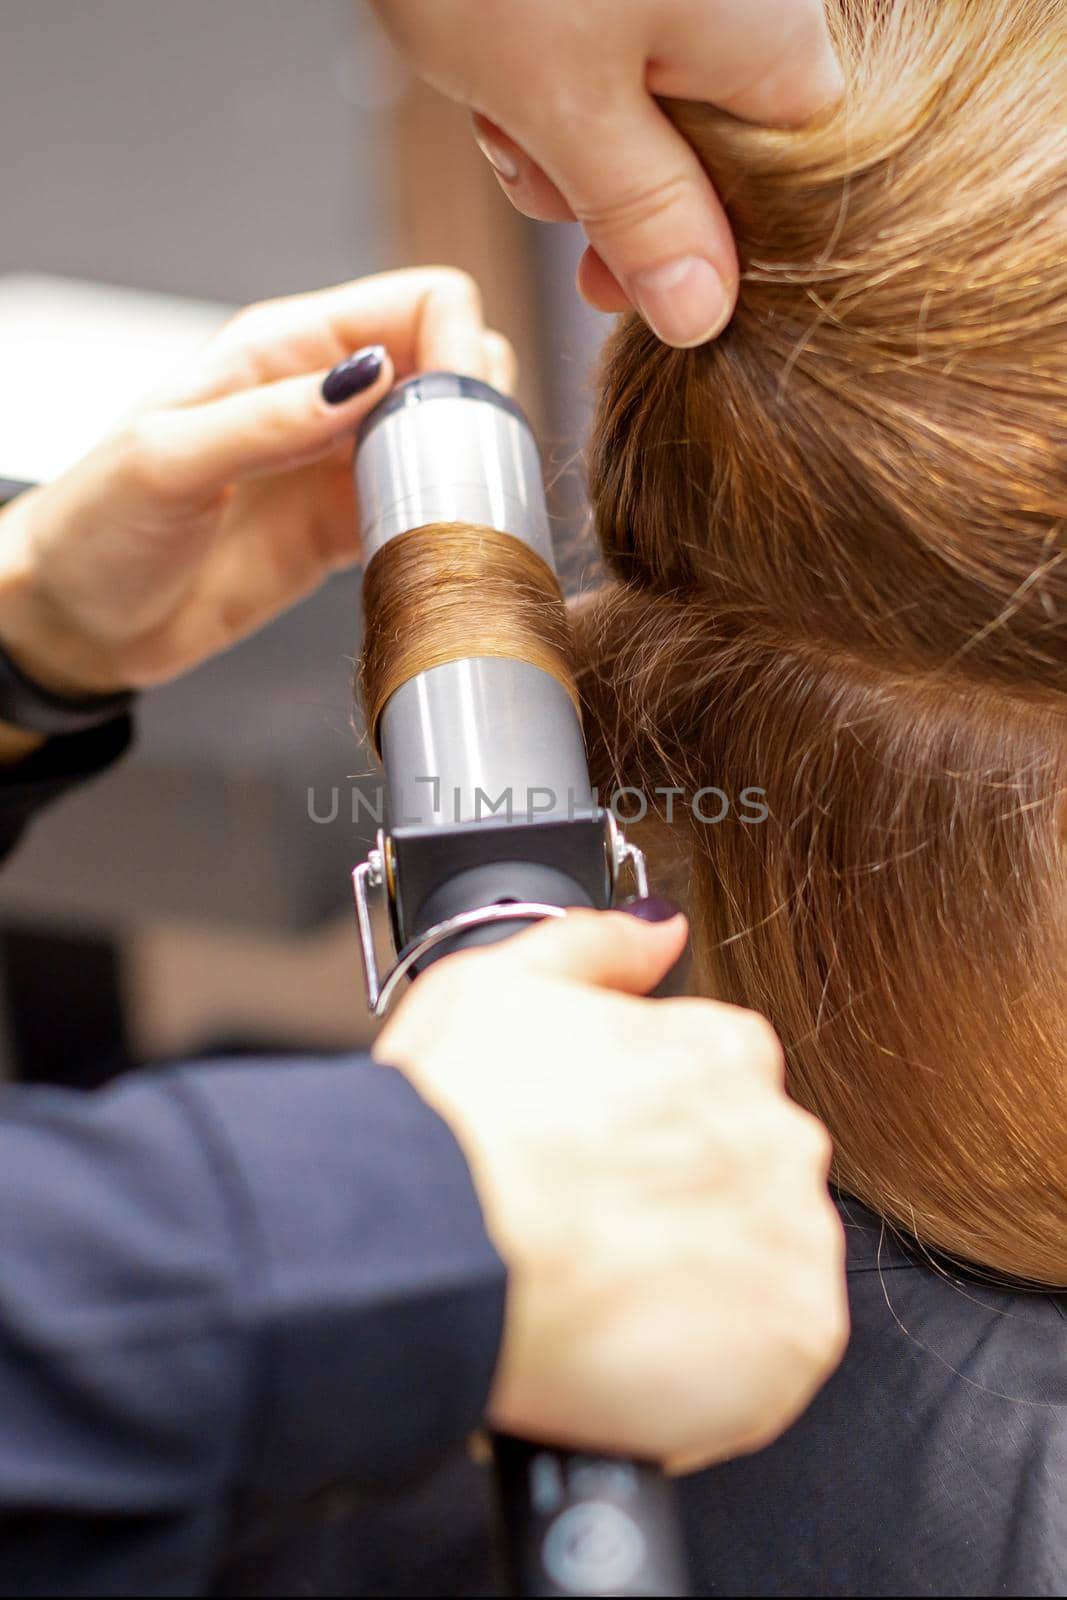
[619,894,684,923]
[322,345,385,406]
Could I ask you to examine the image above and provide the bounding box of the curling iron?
[351,373,690,1598]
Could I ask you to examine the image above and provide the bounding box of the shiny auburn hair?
[575,0,1067,1286]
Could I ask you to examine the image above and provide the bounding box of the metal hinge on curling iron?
[353,813,649,1017]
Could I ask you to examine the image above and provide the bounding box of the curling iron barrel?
[357,373,592,828]
[351,374,650,1010]
[350,374,690,1597]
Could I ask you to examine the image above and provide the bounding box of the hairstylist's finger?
[533,94,738,347]
[175,268,490,402]
[414,267,491,380]
[116,347,394,506]
[472,114,575,223]
[484,329,519,394]
[498,905,687,995]
[575,246,631,314]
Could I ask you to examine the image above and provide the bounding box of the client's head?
[576,0,1067,1285]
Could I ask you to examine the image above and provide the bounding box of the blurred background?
[0,0,611,1081]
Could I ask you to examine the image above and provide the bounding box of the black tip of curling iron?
[356,370,531,446]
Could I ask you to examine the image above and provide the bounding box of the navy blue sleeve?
[0,1056,507,1595]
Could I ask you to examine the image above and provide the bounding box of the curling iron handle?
[493,1435,690,1597]
[490,922,692,1598]
[489,910,693,1596]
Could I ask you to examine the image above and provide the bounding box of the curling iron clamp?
[351,373,690,1598]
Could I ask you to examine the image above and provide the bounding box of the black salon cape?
[0,722,507,1596]
[218,1198,1066,1599]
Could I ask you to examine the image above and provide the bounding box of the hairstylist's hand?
[372,0,842,346]
[375,908,848,1472]
[0,268,513,709]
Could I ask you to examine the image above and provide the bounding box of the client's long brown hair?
[576,0,1067,1285]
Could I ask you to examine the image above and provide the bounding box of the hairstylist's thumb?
[525,95,739,348]
[480,0,843,347]
[495,901,687,995]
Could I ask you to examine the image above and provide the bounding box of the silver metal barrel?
[354,373,594,826]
